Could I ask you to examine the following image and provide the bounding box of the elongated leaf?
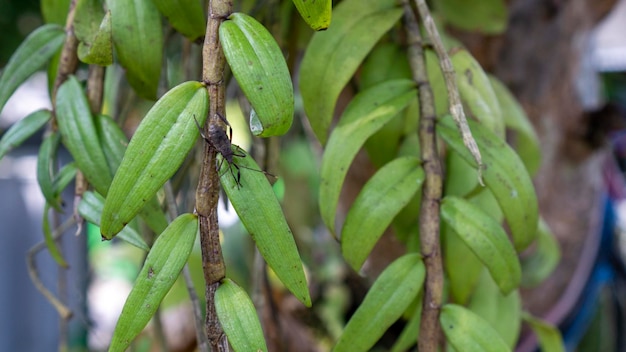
[153,0,205,41]
[56,76,113,195]
[453,49,504,137]
[468,270,521,348]
[52,162,77,196]
[215,279,268,352]
[441,196,521,294]
[334,254,424,352]
[0,24,65,112]
[107,0,162,99]
[342,156,424,270]
[219,146,311,306]
[489,75,541,176]
[41,0,71,25]
[109,213,198,351]
[434,0,508,34]
[95,114,168,235]
[220,13,293,137]
[78,191,150,251]
[293,0,332,31]
[101,81,208,238]
[42,204,69,268]
[521,312,565,352]
[443,223,483,305]
[299,0,403,144]
[0,109,51,160]
[521,218,560,287]
[441,304,511,352]
[391,295,422,352]
[437,114,539,251]
[320,79,416,235]
[37,132,63,211]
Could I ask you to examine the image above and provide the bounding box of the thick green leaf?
[78,191,150,252]
[441,196,521,294]
[437,114,539,251]
[0,24,65,113]
[95,114,168,235]
[42,203,69,268]
[442,223,483,305]
[521,218,560,287]
[522,312,565,352]
[292,0,332,31]
[37,132,63,211]
[109,213,197,351]
[77,9,113,65]
[489,75,541,176]
[342,156,424,270]
[215,279,268,352]
[107,0,163,100]
[440,304,511,352]
[41,0,71,25]
[219,146,311,306]
[434,0,508,34]
[52,162,77,196]
[468,270,521,349]
[220,13,293,137]
[101,81,208,239]
[153,0,205,41]
[319,79,416,235]
[56,76,113,196]
[391,295,422,352]
[299,0,403,144]
[360,42,413,168]
[0,109,51,160]
[334,254,424,352]
[453,49,504,137]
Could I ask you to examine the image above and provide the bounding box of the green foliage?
[0,0,563,350]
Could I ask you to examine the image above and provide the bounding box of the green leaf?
[220,13,293,137]
[215,279,268,352]
[522,312,565,352]
[437,114,539,251]
[299,0,403,144]
[76,8,113,66]
[440,304,511,352]
[42,203,69,267]
[52,162,77,196]
[41,0,71,25]
[434,0,508,34]
[109,213,197,351]
[0,24,65,113]
[334,254,424,352]
[101,81,208,239]
[442,223,483,305]
[107,0,163,100]
[219,146,311,307]
[489,75,541,176]
[37,132,63,211]
[342,156,424,271]
[0,109,51,160]
[56,76,113,196]
[319,79,416,235]
[390,295,422,352]
[441,196,521,294]
[78,191,150,252]
[95,114,168,235]
[521,218,560,287]
[468,270,521,348]
[153,0,206,41]
[292,0,332,31]
[453,49,504,137]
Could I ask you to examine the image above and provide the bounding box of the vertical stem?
[197,0,230,350]
[403,2,444,351]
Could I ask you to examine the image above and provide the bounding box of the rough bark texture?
[451,0,617,331]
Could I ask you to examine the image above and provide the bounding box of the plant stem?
[197,0,231,350]
[413,0,483,184]
[403,2,444,351]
